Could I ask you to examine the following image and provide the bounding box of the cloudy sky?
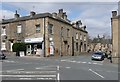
[1,1,119,38]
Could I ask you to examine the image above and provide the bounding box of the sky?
[0,1,119,38]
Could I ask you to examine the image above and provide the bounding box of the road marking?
[37,78,53,80]
[3,71,57,74]
[70,61,76,63]
[81,62,87,64]
[16,69,24,71]
[57,66,60,71]
[89,69,105,78]
[65,67,71,69]
[4,60,15,63]
[19,78,32,80]
[0,75,56,77]
[57,73,60,82]
[88,62,92,64]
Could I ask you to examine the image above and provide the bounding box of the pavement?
[1,54,119,81]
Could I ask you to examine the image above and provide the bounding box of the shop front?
[25,37,44,56]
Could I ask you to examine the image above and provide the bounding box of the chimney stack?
[63,12,67,20]
[112,11,117,17]
[58,9,63,18]
[30,11,36,17]
[81,25,86,31]
[76,20,82,28]
[14,10,20,19]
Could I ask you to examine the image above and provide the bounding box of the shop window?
[36,24,40,33]
[37,43,42,49]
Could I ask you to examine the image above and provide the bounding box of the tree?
[12,42,26,56]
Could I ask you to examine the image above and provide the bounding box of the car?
[0,51,6,60]
[91,52,105,61]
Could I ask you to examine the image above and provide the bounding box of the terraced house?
[0,9,88,57]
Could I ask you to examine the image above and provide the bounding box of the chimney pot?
[30,11,36,17]
[112,11,117,17]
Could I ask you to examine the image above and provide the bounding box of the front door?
[26,45,31,55]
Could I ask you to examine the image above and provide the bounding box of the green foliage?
[12,42,26,52]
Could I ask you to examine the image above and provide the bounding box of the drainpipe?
[43,17,46,57]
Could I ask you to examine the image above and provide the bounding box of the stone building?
[0,9,88,57]
[111,10,120,63]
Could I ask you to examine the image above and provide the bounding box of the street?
[1,54,119,81]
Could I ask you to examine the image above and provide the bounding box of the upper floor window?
[67,29,70,38]
[17,25,22,34]
[76,33,78,40]
[1,26,6,35]
[36,24,40,33]
[61,27,63,37]
[84,35,86,41]
[48,24,53,34]
[80,34,82,40]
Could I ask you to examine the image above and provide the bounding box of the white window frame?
[36,24,41,33]
[1,26,6,36]
[84,35,86,41]
[17,25,22,34]
[80,34,82,40]
[76,33,78,40]
[1,42,6,50]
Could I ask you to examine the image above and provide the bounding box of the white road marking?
[57,66,60,71]
[81,62,87,64]
[88,62,92,64]
[4,71,57,74]
[89,69,105,78]
[0,75,56,77]
[19,78,32,80]
[37,78,53,80]
[70,61,76,63]
[57,73,60,82]
[4,60,15,63]
[16,69,24,71]
[65,67,71,69]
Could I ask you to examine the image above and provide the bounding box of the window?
[36,24,40,33]
[48,24,53,34]
[1,42,6,50]
[80,34,82,40]
[17,25,22,33]
[76,33,78,40]
[67,29,70,38]
[84,35,86,41]
[61,27,63,37]
[76,42,78,51]
[1,26,6,35]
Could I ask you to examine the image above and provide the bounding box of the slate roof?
[1,12,88,33]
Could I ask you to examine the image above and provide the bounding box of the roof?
[1,13,51,24]
[1,12,88,33]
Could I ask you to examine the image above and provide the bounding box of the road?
[0,54,119,81]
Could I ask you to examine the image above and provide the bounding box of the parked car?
[91,52,105,61]
[0,51,6,59]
